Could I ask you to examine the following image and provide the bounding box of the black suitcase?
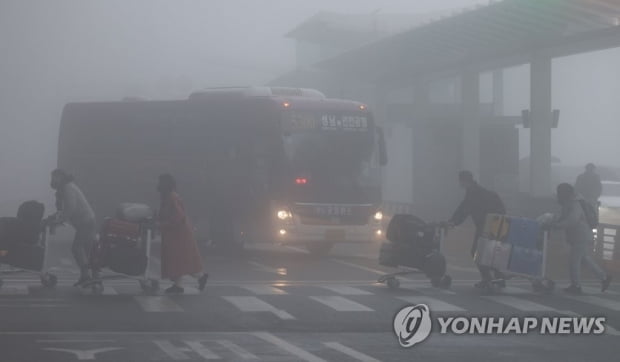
[105,245,147,276]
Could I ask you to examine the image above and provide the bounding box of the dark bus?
[58,87,387,255]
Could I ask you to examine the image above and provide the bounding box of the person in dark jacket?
[448,171,506,288]
[575,163,602,206]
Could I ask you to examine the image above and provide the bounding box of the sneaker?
[198,273,209,291]
[474,281,489,289]
[73,275,91,287]
[165,285,184,294]
[602,275,613,293]
[563,285,582,295]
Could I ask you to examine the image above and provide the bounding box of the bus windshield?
[281,110,381,204]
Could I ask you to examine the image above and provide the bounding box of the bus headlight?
[373,211,383,222]
[277,210,292,220]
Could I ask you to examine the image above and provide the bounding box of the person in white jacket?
[49,169,97,286]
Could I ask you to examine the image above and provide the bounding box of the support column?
[529,55,553,197]
[462,71,481,179]
[492,69,504,116]
[411,81,430,208]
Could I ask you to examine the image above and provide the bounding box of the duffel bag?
[4,244,44,271]
[116,203,153,223]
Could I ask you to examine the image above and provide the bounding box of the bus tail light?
[295,178,307,185]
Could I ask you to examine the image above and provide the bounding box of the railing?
[595,224,619,272]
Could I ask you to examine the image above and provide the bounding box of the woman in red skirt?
[157,174,208,294]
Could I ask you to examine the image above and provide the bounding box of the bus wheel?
[306,242,334,257]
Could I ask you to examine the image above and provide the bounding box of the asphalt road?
[1,233,619,362]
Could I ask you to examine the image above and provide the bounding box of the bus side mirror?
[377,127,387,166]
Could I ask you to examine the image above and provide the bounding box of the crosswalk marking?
[483,296,558,312]
[216,340,259,360]
[134,296,184,312]
[324,342,381,362]
[581,286,620,296]
[223,296,295,320]
[253,332,326,362]
[184,341,220,360]
[240,285,288,295]
[397,296,465,312]
[567,296,620,311]
[320,285,373,295]
[0,285,28,295]
[501,286,531,295]
[310,296,374,312]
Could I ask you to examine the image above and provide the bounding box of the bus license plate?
[325,229,345,240]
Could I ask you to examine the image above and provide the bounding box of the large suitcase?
[504,217,542,250]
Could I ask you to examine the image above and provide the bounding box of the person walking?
[448,171,507,289]
[549,183,611,295]
[157,173,208,294]
[48,169,97,286]
[575,163,602,208]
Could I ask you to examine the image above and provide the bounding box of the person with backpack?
[448,171,507,289]
[549,183,611,294]
[48,169,97,286]
[575,163,602,208]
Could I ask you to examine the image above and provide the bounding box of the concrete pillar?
[492,69,504,116]
[529,55,553,197]
[461,71,481,179]
[411,82,430,207]
[372,84,389,126]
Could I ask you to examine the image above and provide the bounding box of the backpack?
[578,199,598,229]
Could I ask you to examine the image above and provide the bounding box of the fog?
[1,0,619,212]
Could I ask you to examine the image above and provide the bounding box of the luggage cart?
[378,218,452,290]
[476,228,555,294]
[79,217,159,295]
[0,222,58,289]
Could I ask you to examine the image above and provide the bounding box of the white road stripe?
[185,341,220,360]
[397,296,465,312]
[566,295,620,311]
[252,332,326,362]
[320,285,373,295]
[134,296,184,312]
[0,285,29,295]
[248,261,287,276]
[483,296,558,312]
[154,340,189,360]
[332,260,414,281]
[240,285,288,295]
[501,286,532,295]
[79,287,118,296]
[38,340,116,343]
[581,286,620,296]
[310,296,374,312]
[223,296,295,320]
[324,342,381,362]
[216,340,259,360]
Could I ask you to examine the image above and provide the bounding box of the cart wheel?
[149,279,160,292]
[543,279,555,293]
[386,278,400,290]
[92,282,104,295]
[41,273,58,288]
[440,275,452,289]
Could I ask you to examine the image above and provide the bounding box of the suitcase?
[504,217,542,250]
[101,218,142,246]
[386,214,435,247]
[482,214,509,241]
[1,244,45,271]
[105,245,147,276]
[379,242,398,267]
[508,246,543,277]
[474,238,512,271]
